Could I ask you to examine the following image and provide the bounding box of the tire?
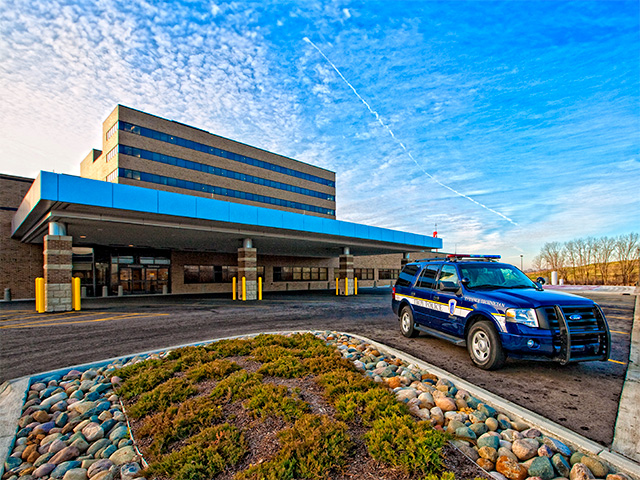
[400,306,418,338]
[466,321,506,370]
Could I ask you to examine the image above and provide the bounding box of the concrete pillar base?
[238,247,258,301]
[43,235,73,313]
[338,254,354,295]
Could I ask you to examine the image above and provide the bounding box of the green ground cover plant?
[118,333,455,480]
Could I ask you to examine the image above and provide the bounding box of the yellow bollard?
[336,278,339,296]
[35,277,45,313]
[355,277,358,296]
[242,276,246,301]
[232,277,237,300]
[258,277,262,301]
[345,277,349,296]
[72,277,81,311]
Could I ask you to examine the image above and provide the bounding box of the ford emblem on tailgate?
[569,314,582,320]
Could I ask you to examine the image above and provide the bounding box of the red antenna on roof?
[433,223,438,238]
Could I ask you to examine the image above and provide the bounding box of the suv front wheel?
[400,307,418,338]
[467,321,506,370]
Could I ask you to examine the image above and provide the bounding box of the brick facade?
[0,174,41,300]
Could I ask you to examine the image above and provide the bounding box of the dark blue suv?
[391,254,610,370]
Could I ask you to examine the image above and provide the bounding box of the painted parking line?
[0,311,112,323]
[0,312,168,329]
[608,359,627,365]
[610,330,630,335]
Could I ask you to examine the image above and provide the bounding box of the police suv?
[391,254,610,370]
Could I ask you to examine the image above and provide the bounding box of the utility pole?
[520,254,523,271]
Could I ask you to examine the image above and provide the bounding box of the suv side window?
[396,264,420,287]
[416,264,439,289]
[438,264,460,291]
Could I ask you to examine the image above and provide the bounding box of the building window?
[106,147,117,163]
[106,169,118,183]
[378,269,400,280]
[354,268,374,280]
[273,266,328,282]
[118,168,335,216]
[118,121,335,188]
[184,265,264,284]
[106,122,118,140]
[118,145,334,201]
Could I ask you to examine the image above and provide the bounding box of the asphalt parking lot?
[0,289,634,447]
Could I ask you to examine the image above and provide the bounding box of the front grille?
[543,305,607,359]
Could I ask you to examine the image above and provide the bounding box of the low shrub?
[128,377,197,419]
[365,414,448,476]
[117,359,181,400]
[210,370,263,404]
[244,383,309,421]
[145,423,247,480]
[317,370,374,399]
[138,395,224,459]
[235,414,351,480]
[205,338,255,357]
[257,357,306,378]
[334,388,409,424]
[186,359,241,383]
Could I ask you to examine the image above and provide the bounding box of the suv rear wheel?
[400,307,418,338]
[467,321,506,370]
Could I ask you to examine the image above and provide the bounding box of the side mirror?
[460,277,471,286]
[536,276,546,285]
[439,281,460,293]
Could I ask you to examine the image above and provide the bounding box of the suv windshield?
[458,264,536,290]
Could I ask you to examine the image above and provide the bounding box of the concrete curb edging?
[612,295,640,463]
[1,329,639,479]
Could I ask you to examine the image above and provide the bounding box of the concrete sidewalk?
[612,294,640,462]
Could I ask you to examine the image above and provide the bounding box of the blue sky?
[1,0,638,267]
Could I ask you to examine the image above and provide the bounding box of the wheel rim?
[401,312,411,332]
[471,331,490,362]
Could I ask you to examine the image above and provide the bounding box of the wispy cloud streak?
[303,36,519,226]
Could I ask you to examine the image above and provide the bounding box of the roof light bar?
[446,254,502,262]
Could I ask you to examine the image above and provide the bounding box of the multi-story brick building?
[3,105,442,310]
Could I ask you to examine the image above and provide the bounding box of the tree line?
[531,232,639,286]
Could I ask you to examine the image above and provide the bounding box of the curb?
[612,294,640,463]
[2,330,639,479]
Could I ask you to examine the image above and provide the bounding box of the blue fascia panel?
[354,224,369,239]
[195,197,230,223]
[158,190,197,217]
[257,208,284,229]
[302,215,325,234]
[392,229,406,244]
[113,183,158,213]
[229,202,259,225]
[57,175,113,208]
[337,221,356,238]
[280,211,304,231]
[39,171,59,201]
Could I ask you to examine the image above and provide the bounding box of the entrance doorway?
[119,267,169,294]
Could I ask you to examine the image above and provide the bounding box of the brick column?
[43,235,73,312]
[238,247,257,301]
[338,254,354,295]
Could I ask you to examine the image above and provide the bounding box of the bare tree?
[540,241,565,273]
[531,254,545,273]
[595,236,616,285]
[575,238,589,284]
[616,233,639,285]
[564,240,579,284]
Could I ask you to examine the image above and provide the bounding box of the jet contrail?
[303,36,518,227]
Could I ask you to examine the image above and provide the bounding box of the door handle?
[411,292,416,296]
[433,295,440,301]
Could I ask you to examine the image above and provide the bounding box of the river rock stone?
[62,468,88,480]
[477,458,495,471]
[396,389,418,402]
[455,426,477,441]
[108,446,137,466]
[523,428,542,438]
[529,456,555,480]
[543,437,572,457]
[553,453,572,477]
[496,455,528,480]
[570,452,585,466]
[33,463,56,478]
[512,438,539,461]
[120,462,141,480]
[447,420,466,433]
[51,460,82,479]
[32,411,51,423]
[478,433,501,450]
[418,391,434,408]
[538,445,555,458]
[81,423,104,443]
[48,439,68,455]
[479,446,498,463]
[435,396,457,412]
[50,446,80,465]
[458,444,479,461]
[570,464,595,480]
[486,417,499,431]
[498,447,518,462]
[606,474,631,480]
[386,376,402,389]
[581,457,608,477]
[479,403,497,418]
[87,459,113,477]
[470,422,489,436]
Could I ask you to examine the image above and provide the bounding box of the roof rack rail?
[446,254,501,262]
[414,257,449,262]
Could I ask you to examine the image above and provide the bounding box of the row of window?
[119,168,335,216]
[118,121,335,188]
[106,169,118,183]
[378,269,401,280]
[106,123,118,140]
[273,267,328,282]
[185,265,266,284]
[354,268,375,280]
[106,147,117,162]
[119,145,334,201]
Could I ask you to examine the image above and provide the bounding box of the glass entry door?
[119,266,170,294]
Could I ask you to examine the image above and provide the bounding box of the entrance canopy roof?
[12,172,442,257]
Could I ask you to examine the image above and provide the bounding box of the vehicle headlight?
[505,308,539,328]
